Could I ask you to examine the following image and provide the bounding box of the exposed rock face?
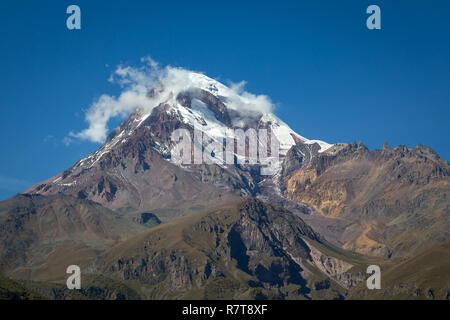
[87,198,367,299]
[303,239,363,289]
[24,73,331,221]
[3,70,448,300]
[24,90,278,219]
[133,212,161,227]
[26,104,244,220]
[285,142,450,258]
[279,143,322,195]
[176,89,232,127]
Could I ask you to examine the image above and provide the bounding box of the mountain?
[2,70,448,300]
[0,194,145,281]
[25,72,331,221]
[283,142,450,258]
[84,197,380,299]
[15,274,142,300]
[0,195,380,300]
[0,274,45,300]
[348,242,450,300]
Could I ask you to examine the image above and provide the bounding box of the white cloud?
[226,80,274,114]
[69,57,276,143]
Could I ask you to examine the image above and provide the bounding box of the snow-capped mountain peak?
[69,71,332,173]
[26,69,333,215]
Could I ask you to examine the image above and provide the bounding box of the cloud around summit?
[69,57,276,144]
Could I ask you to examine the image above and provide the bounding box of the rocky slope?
[0,194,145,281]
[25,72,331,221]
[2,69,448,300]
[0,195,378,300]
[284,142,450,258]
[83,198,376,299]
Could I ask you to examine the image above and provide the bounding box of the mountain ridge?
[2,70,448,299]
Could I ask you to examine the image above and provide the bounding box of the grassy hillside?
[0,274,46,300]
[86,197,379,299]
[349,242,450,299]
[0,194,147,281]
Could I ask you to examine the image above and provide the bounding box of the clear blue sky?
[0,0,449,200]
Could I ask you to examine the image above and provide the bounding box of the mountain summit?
[26,70,331,218]
[3,66,449,300]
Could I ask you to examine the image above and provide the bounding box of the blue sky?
[0,0,449,200]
